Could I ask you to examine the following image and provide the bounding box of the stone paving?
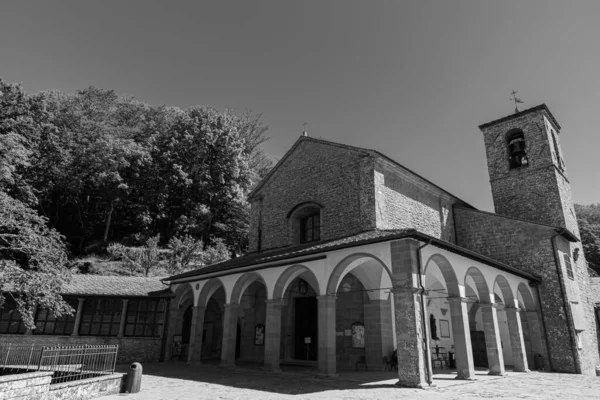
[100,362,600,400]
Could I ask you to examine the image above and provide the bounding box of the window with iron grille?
[0,297,26,334]
[79,298,122,336]
[33,298,78,335]
[564,254,574,280]
[124,299,166,337]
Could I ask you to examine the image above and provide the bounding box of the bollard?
[126,362,143,393]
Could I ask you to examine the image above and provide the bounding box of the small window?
[550,129,565,171]
[564,254,574,280]
[301,214,321,243]
[507,130,528,169]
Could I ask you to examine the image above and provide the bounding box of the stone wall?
[374,157,465,242]
[0,334,162,364]
[0,371,52,399]
[45,373,125,400]
[248,138,376,252]
[0,371,125,400]
[454,206,600,374]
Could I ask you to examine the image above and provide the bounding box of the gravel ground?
[99,362,600,400]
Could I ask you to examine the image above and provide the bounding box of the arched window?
[507,129,528,169]
[287,202,322,244]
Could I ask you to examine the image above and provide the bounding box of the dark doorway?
[294,297,318,360]
[182,306,193,344]
[235,323,241,359]
[470,330,488,368]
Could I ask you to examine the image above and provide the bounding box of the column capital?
[192,305,206,311]
[316,294,337,301]
[447,296,469,304]
[504,306,522,313]
[391,286,426,296]
[264,299,285,307]
[479,302,500,309]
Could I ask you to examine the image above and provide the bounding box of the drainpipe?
[416,239,433,385]
[550,229,581,373]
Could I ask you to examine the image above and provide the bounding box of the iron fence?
[0,343,118,384]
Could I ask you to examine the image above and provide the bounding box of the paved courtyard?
[100,362,600,400]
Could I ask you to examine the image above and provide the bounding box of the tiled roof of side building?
[62,275,170,297]
[166,228,541,283]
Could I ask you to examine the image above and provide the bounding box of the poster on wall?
[255,324,265,346]
[440,320,450,338]
[351,322,365,348]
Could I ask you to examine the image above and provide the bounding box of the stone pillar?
[317,295,336,376]
[364,299,394,370]
[264,299,284,372]
[525,311,544,366]
[117,299,129,338]
[505,307,529,372]
[221,303,239,367]
[479,302,505,376]
[188,306,206,364]
[448,296,476,380]
[393,287,429,388]
[163,301,179,361]
[71,298,85,336]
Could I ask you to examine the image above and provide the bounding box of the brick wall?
[248,138,375,252]
[374,157,464,242]
[455,207,600,373]
[0,334,162,364]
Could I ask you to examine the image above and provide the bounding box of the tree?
[575,203,600,274]
[0,192,72,329]
[107,235,161,276]
[0,79,72,329]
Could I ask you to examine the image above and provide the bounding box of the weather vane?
[510,90,524,113]
[302,122,308,136]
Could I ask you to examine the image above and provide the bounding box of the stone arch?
[326,253,393,300]
[272,265,320,300]
[230,272,268,304]
[464,266,492,303]
[198,278,227,308]
[173,282,195,308]
[493,275,515,307]
[424,254,461,297]
[517,282,535,311]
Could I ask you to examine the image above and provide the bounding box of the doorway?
[294,297,318,360]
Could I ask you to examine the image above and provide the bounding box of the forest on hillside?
[0,79,273,325]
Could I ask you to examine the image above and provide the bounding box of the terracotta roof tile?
[62,275,169,297]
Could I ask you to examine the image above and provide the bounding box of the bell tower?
[479,104,579,236]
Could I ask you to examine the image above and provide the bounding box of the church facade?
[164,104,599,387]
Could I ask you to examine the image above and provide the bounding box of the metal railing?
[0,343,118,384]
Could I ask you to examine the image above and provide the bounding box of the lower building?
[0,275,171,364]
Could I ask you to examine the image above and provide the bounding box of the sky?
[1,0,599,210]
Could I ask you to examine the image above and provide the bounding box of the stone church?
[164,104,599,387]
